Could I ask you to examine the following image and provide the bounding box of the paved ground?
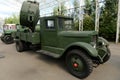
[0,41,120,80]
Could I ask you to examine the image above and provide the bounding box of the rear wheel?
[16,41,24,52]
[16,40,30,52]
[66,49,93,79]
[23,42,30,51]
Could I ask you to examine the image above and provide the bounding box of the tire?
[4,35,14,44]
[16,41,24,52]
[66,49,93,79]
[102,48,111,63]
[23,42,30,51]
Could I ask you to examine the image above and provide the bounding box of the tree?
[83,14,94,31]
[5,14,19,24]
[53,3,67,16]
[99,0,118,40]
[72,0,79,30]
[73,0,95,30]
[83,0,95,31]
[84,0,92,15]
[53,7,59,15]
[73,0,80,21]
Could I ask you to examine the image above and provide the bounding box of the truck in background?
[1,24,16,44]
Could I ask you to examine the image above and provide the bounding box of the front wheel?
[66,49,93,79]
[4,35,14,44]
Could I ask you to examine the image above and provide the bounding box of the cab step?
[36,50,60,58]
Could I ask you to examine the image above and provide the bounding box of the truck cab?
[14,1,111,79]
[40,16,74,54]
[40,16,98,57]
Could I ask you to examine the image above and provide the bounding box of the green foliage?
[73,0,95,30]
[99,0,118,40]
[74,21,79,30]
[53,3,67,16]
[5,14,19,24]
[83,14,94,31]
[53,7,59,15]
[83,0,95,31]
[74,15,94,31]
[73,0,79,22]
[84,0,92,15]
[72,0,118,41]
[72,0,79,30]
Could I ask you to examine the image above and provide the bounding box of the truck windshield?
[3,24,16,31]
[59,18,73,31]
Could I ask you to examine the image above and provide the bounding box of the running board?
[36,50,60,58]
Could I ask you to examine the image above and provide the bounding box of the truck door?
[42,18,58,48]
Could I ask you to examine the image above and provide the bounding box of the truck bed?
[15,32,40,44]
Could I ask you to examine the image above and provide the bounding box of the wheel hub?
[71,56,84,71]
[73,63,79,68]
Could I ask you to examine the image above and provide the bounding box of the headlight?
[98,37,109,46]
[98,41,105,46]
[90,42,96,48]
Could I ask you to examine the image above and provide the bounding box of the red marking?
[73,63,78,68]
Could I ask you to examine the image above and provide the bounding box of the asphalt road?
[0,41,120,80]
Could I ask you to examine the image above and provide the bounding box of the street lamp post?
[79,0,83,31]
[95,0,99,32]
[116,0,120,43]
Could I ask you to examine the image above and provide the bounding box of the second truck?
[1,24,16,44]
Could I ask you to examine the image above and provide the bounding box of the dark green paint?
[14,1,111,64]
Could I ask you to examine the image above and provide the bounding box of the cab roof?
[40,15,73,20]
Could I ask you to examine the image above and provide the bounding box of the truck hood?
[58,31,98,37]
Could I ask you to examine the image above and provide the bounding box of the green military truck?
[14,1,111,79]
[1,24,16,44]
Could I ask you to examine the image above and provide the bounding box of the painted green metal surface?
[14,28,40,44]
[27,32,40,44]
[13,1,112,79]
[14,0,111,63]
[58,31,98,37]
[39,16,98,58]
[20,1,39,32]
[64,42,98,57]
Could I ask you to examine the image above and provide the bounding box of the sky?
[0,0,24,19]
[0,0,85,19]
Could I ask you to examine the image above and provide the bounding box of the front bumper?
[97,46,110,63]
[96,37,111,63]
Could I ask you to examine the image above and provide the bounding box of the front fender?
[98,37,109,46]
[64,42,98,57]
